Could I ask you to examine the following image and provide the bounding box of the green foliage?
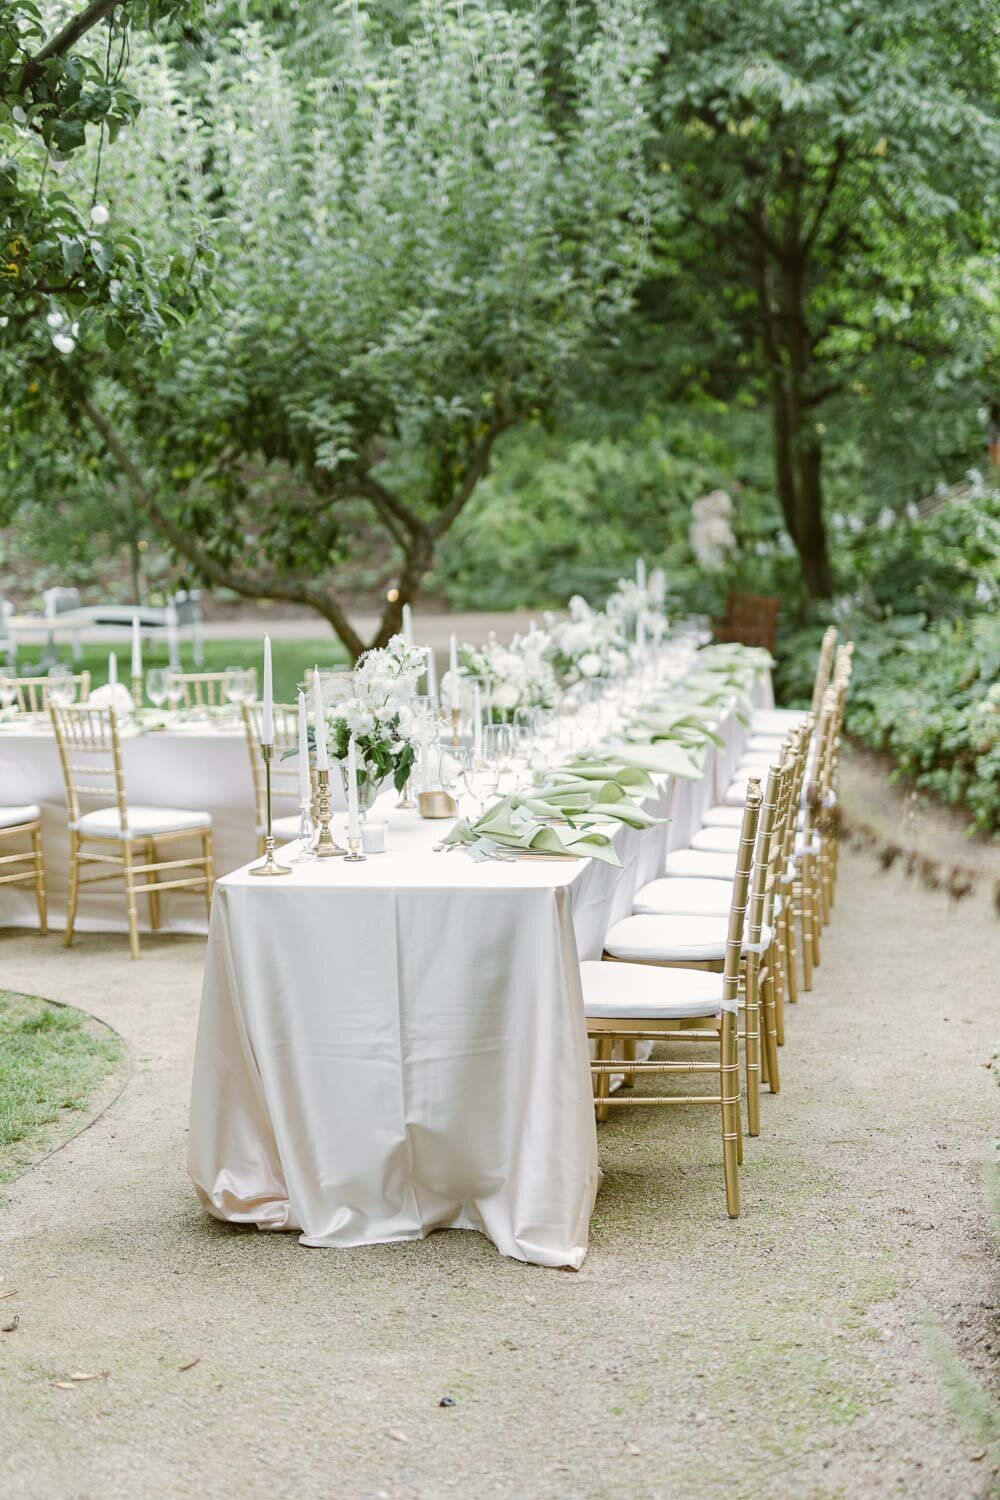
[0,990,122,1180]
[776,491,1000,835]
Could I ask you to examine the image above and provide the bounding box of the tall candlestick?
[249,743,292,877]
[401,602,413,646]
[296,689,311,805]
[347,734,361,841]
[131,616,142,680]
[425,646,438,707]
[449,632,459,685]
[261,635,274,745]
[108,651,117,687]
[636,557,646,591]
[473,680,483,764]
[311,667,329,772]
[165,599,180,671]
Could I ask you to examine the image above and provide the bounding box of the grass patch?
[0,991,125,1182]
[14,638,349,704]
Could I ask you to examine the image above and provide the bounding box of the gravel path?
[0,824,997,1498]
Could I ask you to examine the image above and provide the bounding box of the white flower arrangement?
[547,596,630,685]
[605,577,666,641]
[455,631,558,721]
[319,635,426,794]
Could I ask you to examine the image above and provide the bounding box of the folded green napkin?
[441,798,623,864]
[576,740,703,781]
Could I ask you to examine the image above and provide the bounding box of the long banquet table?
[188,677,768,1269]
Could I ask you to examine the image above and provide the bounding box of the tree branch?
[33,0,122,63]
[80,396,366,658]
[428,419,510,540]
[802,140,850,257]
[354,472,428,544]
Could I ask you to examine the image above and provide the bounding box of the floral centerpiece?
[546,596,629,686]
[315,635,425,806]
[455,631,558,722]
[606,576,666,641]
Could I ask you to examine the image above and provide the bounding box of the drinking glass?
[223,666,246,706]
[484,722,514,798]
[47,667,75,707]
[146,668,167,709]
[165,670,184,710]
[242,666,257,702]
[438,743,470,807]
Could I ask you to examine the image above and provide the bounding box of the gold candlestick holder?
[131,675,143,709]
[250,743,292,876]
[451,707,461,747]
[344,834,366,863]
[313,767,346,858]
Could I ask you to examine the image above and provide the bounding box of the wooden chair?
[581,778,761,1217]
[14,672,91,713]
[714,592,780,655]
[50,704,214,959]
[241,701,306,855]
[0,805,47,932]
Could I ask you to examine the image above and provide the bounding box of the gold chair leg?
[784,901,799,1004]
[121,840,141,960]
[720,1013,740,1218]
[761,967,781,1094]
[772,935,786,1046]
[202,831,214,919]
[32,827,47,935]
[800,856,814,991]
[64,831,80,948]
[594,1036,613,1123]
[146,837,161,932]
[743,962,761,1137]
[621,1038,637,1088]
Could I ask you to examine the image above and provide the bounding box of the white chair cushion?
[0,804,41,829]
[605,913,727,963]
[691,826,741,853]
[751,708,807,733]
[747,734,786,751]
[581,960,724,1020]
[723,779,756,807]
[633,876,734,917]
[700,806,743,828]
[794,831,822,858]
[663,848,738,880]
[737,751,779,770]
[75,805,212,840]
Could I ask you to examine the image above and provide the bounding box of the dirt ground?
[0,776,998,1499]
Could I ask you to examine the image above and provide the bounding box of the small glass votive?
[361,819,388,854]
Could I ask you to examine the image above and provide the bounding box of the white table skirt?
[0,722,306,934]
[188,679,766,1269]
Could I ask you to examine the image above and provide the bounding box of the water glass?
[47,667,76,707]
[165,670,184,709]
[223,666,246,706]
[146,668,167,708]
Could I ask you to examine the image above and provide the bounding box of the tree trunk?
[794,439,833,599]
[779,243,833,601]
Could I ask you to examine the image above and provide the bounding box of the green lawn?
[16,637,348,704]
[0,992,125,1182]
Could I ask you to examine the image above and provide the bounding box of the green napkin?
[441,798,623,864]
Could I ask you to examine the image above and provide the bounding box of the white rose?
[578,652,603,678]
[494,682,519,711]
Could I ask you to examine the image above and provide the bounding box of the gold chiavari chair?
[581,779,762,1217]
[748,626,836,740]
[170,671,228,709]
[14,672,91,713]
[241,701,306,855]
[50,704,215,959]
[0,805,47,932]
[601,765,782,1136]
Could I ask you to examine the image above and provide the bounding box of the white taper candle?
[131,616,142,680]
[401,602,413,646]
[473,681,483,761]
[425,645,438,707]
[297,689,311,804]
[108,651,117,686]
[312,666,328,771]
[261,635,274,745]
[636,557,646,590]
[347,734,360,840]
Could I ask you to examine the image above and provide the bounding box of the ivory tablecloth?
[188,685,762,1269]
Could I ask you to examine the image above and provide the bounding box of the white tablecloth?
[188,683,763,1269]
[0,722,278,933]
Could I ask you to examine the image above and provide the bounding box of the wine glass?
[165,670,184,710]
[484,722,514,799]
[242,666,257,702]
[146,667,167,709]
[223,666,246,706]
[438,743,470,808]
[47,666,76,707]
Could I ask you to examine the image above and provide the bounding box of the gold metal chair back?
[809,627,838,719]
[15,672,91,713]
[171,671,228,709]
[49,704,128,830]
[241,701,303,833]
